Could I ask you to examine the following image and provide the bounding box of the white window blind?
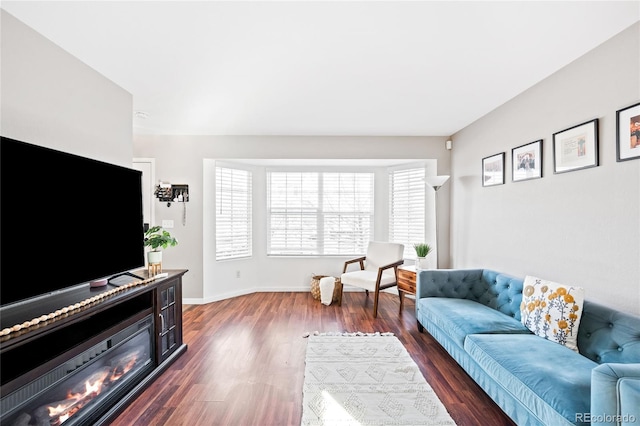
[389,167,425,259]
[267,171,373,255]
[216,166,252,260]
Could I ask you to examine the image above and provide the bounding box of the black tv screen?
[0,136,145,307]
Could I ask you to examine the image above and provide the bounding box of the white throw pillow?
[520,275,585,352]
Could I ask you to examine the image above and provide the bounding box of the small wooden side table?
[397,265,416,311]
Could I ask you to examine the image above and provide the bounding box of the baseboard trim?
[183,286,394,305]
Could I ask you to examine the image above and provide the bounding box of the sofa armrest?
[591,363,640,426]
[619,378,640,426]
[416,269,484,300]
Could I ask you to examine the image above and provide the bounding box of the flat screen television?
[0,136,145,307]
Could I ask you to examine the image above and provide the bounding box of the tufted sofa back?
[578,300,640,363]
[416,269,524,320]
[416,269,640,363]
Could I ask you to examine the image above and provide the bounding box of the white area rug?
[301,332,457,426]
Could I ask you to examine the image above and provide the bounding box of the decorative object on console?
[553,118,599,173]
[512,139,543,182]
[0,275,161,337]
[413,243,432,270]
[144,226,178,275]
[90,278,109,288]
[424,175,450,269]
[482,153,505,187]
[520,275,585,352]
[616,101,640,162]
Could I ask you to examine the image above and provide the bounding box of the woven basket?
[310,275,341,303]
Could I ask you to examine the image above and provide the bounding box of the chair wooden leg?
[373,290,379,318]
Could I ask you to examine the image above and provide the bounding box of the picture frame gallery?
[482,152,505,187]
[512,139,543,182]
[481,102,640,186]
[616,102,640,162]
[552,119,599,174]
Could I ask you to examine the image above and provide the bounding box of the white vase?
[147,250,162,264]
[416,257,429,270]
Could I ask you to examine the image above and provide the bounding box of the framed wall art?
[512,139,543,182]
[482,152,505,187]
[616,102,640,162]
[553,119,598,174]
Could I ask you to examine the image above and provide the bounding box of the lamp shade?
[425,175,450,191]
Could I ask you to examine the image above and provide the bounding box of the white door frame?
[133,158,156,228]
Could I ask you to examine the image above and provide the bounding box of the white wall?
[1,10,132,166]
[6,7,637,314]
[450,23,640,315]
[133,135,451,301]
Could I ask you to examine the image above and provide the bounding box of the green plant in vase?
[144,226,178,266]
[413,243,432,270]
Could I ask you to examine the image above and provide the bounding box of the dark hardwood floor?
[111,291,516,426]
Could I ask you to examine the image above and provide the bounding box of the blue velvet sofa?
[415,269,640,426]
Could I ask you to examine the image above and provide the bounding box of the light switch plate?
[162,219,174,229]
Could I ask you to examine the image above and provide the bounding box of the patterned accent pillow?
[520,275,585,352]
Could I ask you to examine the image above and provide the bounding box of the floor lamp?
[425,175,450,269]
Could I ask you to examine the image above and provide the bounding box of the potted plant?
[144,226,178,265]
[413,243,432,270]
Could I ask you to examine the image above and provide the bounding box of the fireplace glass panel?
[2,316,153,426]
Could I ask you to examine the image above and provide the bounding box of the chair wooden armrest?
[343,256,366,273]
[376,259,405,290]
[377,259,405,271]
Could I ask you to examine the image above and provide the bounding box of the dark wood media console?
[0,269,188,425]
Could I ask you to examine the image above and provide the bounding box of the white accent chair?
[340,241,404,318]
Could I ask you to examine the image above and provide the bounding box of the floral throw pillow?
[520,275,585,352]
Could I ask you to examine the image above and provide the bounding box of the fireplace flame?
[59,412,71,424]
[44,371,108,426]
[68,371,109,400]
[47,403,68,417]
[110,356,138,382]
[43,349,142,425]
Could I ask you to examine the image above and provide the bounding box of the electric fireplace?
[0,270,187,426]
[1,316,154,426]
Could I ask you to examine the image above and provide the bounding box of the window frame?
[266,167,375,257]
[388,163,427,260]
[215,163,253,261]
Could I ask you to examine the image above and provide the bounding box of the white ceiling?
[2,1,639,136]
